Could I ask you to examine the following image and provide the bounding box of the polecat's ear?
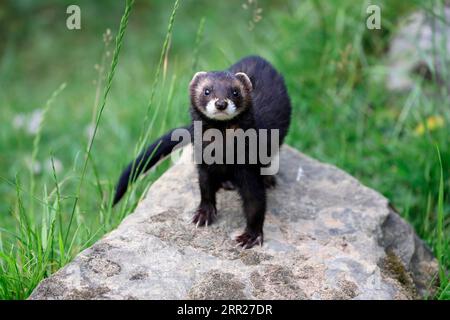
[235,72,253,92]
[190,71,207,89]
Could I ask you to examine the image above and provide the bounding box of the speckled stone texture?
[30,146,438,300]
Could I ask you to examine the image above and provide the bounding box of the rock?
[387,6,450,91]
[29,146,438,300]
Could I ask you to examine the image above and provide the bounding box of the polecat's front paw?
[236,230,263,249]
[192,205,217,227]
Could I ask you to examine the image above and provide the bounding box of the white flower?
[13,113,26,130]
[45,158,64,174]
[24,156,42,175]
[27,109,44,135]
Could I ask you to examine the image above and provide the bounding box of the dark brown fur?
[188,56,291,248]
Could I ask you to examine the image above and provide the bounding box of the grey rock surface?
[30,146,438,300]
[387,6,450,91]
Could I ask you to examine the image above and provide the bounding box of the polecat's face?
[189,71,253,121]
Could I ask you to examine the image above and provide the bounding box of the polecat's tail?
[113,125,192,205]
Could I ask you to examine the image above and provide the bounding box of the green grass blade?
[65,0,135,246]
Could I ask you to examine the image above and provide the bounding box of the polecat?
[113,56,291,248]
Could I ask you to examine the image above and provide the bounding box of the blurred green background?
[0,0,448,299]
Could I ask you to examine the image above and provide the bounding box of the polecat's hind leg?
[235,168,266,249]
[263,175,277,189]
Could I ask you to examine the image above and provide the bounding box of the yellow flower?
[414,115,445,136]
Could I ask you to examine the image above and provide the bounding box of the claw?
[192,205,215,229]
[235,230,263,249]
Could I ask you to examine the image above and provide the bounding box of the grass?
[0,0,448,299]
[436,146,448,299]
[65,0,134,248]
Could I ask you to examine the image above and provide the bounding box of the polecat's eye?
[204,89,211,96]
[232,89,239,97]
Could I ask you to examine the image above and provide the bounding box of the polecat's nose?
[215,100,228,111]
